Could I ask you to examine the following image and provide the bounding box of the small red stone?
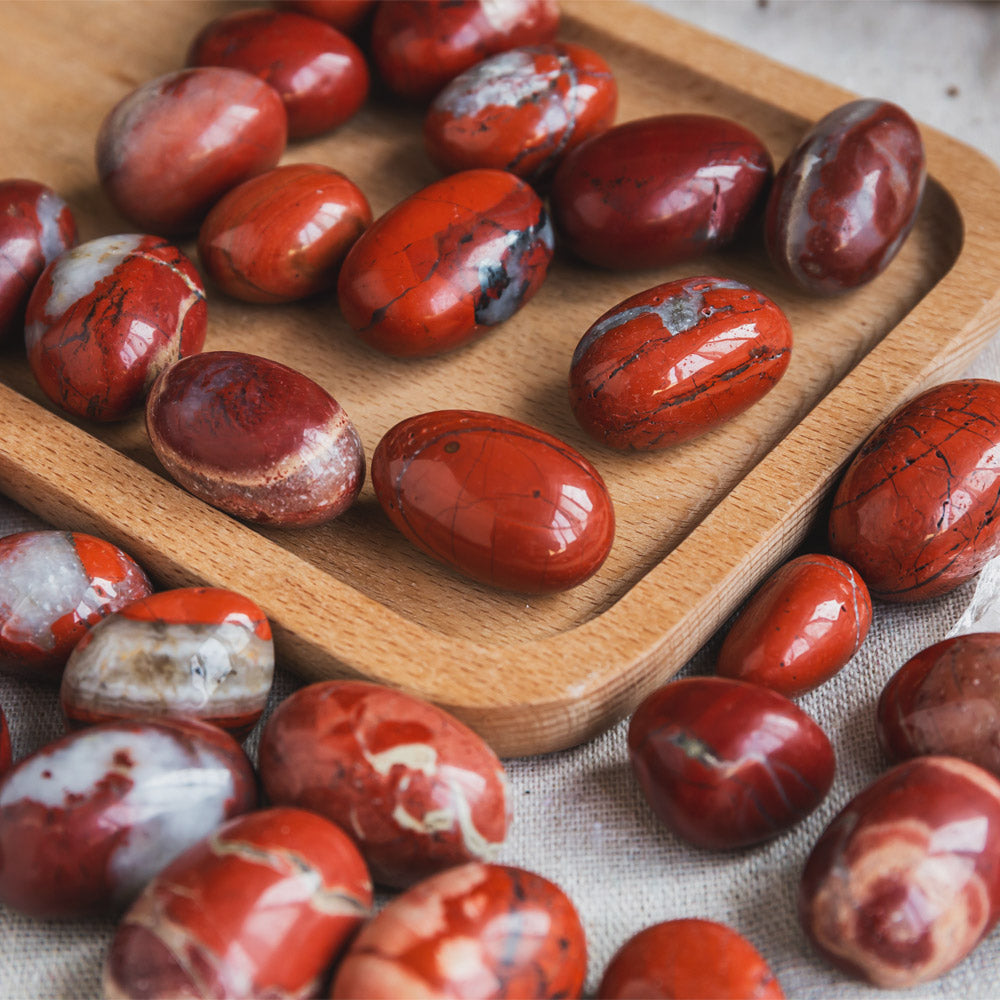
[284,0,374,32]
[0,704,11,776]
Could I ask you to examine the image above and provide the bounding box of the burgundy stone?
[284,0,374,32]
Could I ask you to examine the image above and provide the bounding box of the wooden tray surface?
[1,0,999,756]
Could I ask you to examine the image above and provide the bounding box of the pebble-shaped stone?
[198,163,372,303]
[96,67,287,235]
[60,587,274,739]
[765,99,925,294]
[569,276,792,450]
[0,717,256,918]
[146,351,365,527]
[25,234,206,421]
[331,862,586,999]
[550,113,772,269]
[0,704,10,776]
[338,168,553,357]
[0,530,152,681]
[259,679,509,888]
[716,554,872,697]
[829,379,1000,602]
[424,43,617,185]
[285,0,374,32]
[0,178,77,341]
[104,807,372,1000]
[371,409,615,592]
[800,756,1000,987]
[628,676,834,849]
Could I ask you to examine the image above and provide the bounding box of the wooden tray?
[1,0,999,757]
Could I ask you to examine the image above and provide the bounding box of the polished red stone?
[371,409,615,592]
[766,99,925,294]
[628,677,834,849]
[104,807,372,999]
[424,43,617,185]
[0,705,10,776]
[331,862,586,999]
[284,0,374,32]
[338,168,553,357]
[716,554,872,697]
[25,234,206,421]
[187,9,369,140]
[550,113,772,270]
[0,530,152,682]
[569,276,792,450]
[599,918,784,999]
[60,587,274,739]
[800,756,1000,987]
[259,679,509,888]
[0,178,76,342]
[146,351,365,527]
[198,163,372,303]
[371,0,560,102]
[0,717,256,918]
[96,67,287,235]
[829,379,1000,602]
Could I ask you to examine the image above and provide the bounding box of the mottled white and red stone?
[331,862,586,999]
[104,807,372,1000]
[259,680,510,888]
[0,530,152,682]
[800,756,1000,987]
[60,587,274,739]
[0,704,11,776]
[0,716,256,918]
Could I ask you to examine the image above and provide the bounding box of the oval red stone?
[285,0,374,32]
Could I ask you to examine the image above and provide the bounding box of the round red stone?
[284,0,374,32]
[0,705,10,776]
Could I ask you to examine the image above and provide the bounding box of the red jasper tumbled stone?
[331,862,586,999]
[285,0,374,32]
[628,677,834,849]
[25,234,207,421]
[569,276,792,450]
[371,409,615,592]
[800,756,1000,987]
[96,67,287,235]
[829,379,1000,602]
[338,168,553,357]
[198,163,372,303]
[550,113,772,270]
[0,705,10,776]
[146,351,365,527]
[104,807,372,999]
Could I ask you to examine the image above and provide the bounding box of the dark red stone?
[569,276,792,450]
[25,234,206,421]
[628,676,834,849]
[829,379,1000,602]
[371,409,615,593]
[800,756,1000,987]
[338,168,553,357]
[0,704,10,776]
[550,113,772,270]
[765,99,925,294]
[284,0,374,32]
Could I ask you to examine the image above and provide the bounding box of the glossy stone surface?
[146,351,365,527]
[0,530,152,682]
[198,163,371,303]
[372,409,615,592]
[0,178,76,341]
[0,717,256,918]
[716,554,872,697]
[424,43,616,185]
[765,99,925,295]
[331,862,586,999]
[599,918,784,999]
[551,113,772,270]
[829,379,1000,602]
[628,676,834,849]
[371,0,560,102]
[338,168,553,357]
[104,807,372,1000]
[800,756,1000,987]
[60,587,274,739]
[25,234,206,421]
[0,705,10,776]
[285,0,374,32]
[187,9,369,140]
[96,67,287,235]
[569,276,792,450]
[259,679,509,888]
